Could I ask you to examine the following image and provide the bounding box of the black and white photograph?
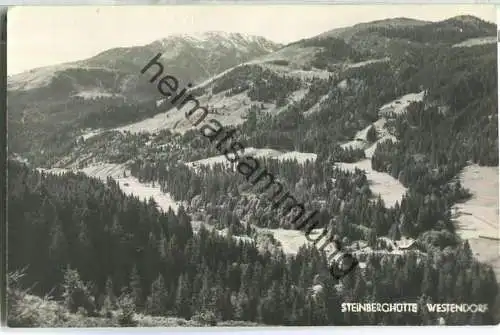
[5,4,499,327]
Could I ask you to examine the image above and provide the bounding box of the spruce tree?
[129,265,143,310]
[145,274,169,316]
[62,267,95,315]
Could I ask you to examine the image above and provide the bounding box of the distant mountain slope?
[8,32,280,94]
[280,15,496,68]
[319,15,495,43]
[95,15,495,138]
[9,16,497,168]
[7,32,281,155]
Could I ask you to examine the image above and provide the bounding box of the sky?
[7,4,497,75]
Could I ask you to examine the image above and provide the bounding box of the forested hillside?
[7,161,499,326]
[7,32,280,160]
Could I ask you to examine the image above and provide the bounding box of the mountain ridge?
[8,31,282,90]
[7,31,282,154]
[8,15,497,163]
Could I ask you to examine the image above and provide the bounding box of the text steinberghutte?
[341,303,488,313]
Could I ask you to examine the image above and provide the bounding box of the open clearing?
[452,36,496,48]
[80,129,103,140]
[114,177,179,213]
[335,160,407,207]
[40,161,393,256]
[346,57,390,69]
[8,64,71,91]
[72,90,122,100]
[378,91,425,117]
[186,148,317,169]
[341,91,424,158]
[39,163,179,213]
[105,79,308,139]
[256,227,335,255]
[453,165,499,281]
[338,92,426,207]
[110,91,250,136]
[82,163,180,213]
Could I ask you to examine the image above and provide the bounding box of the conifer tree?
[62,267,95,315]
[102,277,116,317]
[175,274,192,319]
[129,265,143,310]
[145,274,169,316]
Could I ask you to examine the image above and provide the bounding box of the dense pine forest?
[7,161,499,326]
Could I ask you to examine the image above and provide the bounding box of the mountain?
[74,15,495,139]
[7,15,500,326]
[8,31,280,94]
[270,15,496,68]
[10,16,497,166]
[7,32,281,155]
[9,15,496,166]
